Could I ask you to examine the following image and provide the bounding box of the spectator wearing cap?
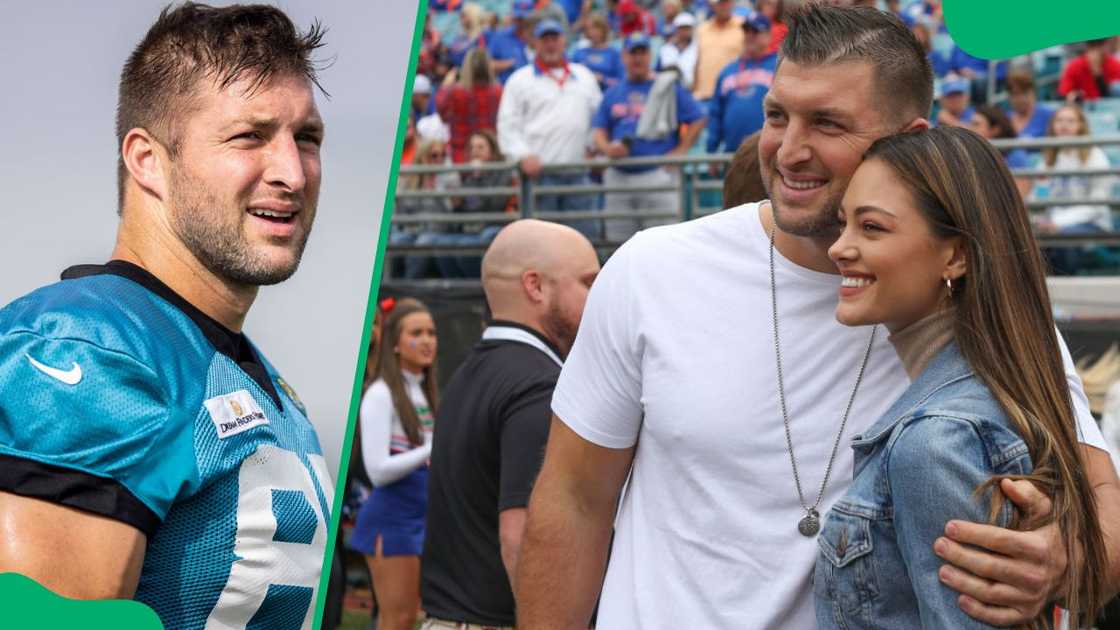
[904,0,946,33]
[692,0,744,106]
[497,19,603,239]
[411,74,436,123]
[705,12,776,156]
[1005,67,1054,139]
[615,0,657,37]
[436,46,503,163]
[593,33,706,241]
[935,76,975,127]
[488,0,535,83]
[657,12,698,88]
[755,0,787,54]
[1059,38,1120,103]
[572,12,625,92]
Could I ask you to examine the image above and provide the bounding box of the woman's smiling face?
[828,158,961,333]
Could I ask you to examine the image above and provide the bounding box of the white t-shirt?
[552,201,1108,629]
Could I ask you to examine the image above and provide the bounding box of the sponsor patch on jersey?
[204,390,270,439]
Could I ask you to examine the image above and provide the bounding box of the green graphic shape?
[944,1,1120,59]
[0,573,163,629]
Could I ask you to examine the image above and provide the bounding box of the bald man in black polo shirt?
[420,220,600,630]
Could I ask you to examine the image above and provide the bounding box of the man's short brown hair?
[116,2,326,210]
[780,4,933,126]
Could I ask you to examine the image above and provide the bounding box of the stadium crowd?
[386,0,1120,280]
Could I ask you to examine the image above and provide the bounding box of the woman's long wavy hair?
[864,126,1107,626]
[364,297,439,446]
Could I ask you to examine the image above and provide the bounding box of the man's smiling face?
[759,59,895,240]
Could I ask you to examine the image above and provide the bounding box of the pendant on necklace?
[798,509,820,537]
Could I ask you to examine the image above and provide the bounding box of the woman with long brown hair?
[815,126,1107,628]
[350,297,439,630]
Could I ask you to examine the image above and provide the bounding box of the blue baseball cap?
[742,11,772,33]
[624,33,651,52]
[534,18,564,37]
[941,77,970,96]
[512,0,535,18]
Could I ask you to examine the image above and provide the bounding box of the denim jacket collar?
[851,341,974,449]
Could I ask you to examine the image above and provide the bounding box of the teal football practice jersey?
[0,262,333,630]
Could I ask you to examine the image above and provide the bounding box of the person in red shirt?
[616,0,657,37]
[1059,38,1120,102]
[756,0,787,54]
[436,47,504,163]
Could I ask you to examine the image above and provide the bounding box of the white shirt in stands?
[496,60,601,165]
[360,371,433,487]
[657,40,699,91]
[552,201,1108,630]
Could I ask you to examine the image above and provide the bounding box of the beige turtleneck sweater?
[888,308,956,381]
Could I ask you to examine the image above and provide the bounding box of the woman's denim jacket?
[814,342,1033,629]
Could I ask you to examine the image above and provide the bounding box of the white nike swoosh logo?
[27,355,82,385]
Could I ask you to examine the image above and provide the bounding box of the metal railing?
[387,135,1120,262]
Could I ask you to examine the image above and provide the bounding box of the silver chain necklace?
[769,227,877,537]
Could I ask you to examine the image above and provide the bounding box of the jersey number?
[204,445,333,630]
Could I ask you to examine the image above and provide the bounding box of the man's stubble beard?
[543,293,579,359]
[761,165,845,240]
[167,163,314,287]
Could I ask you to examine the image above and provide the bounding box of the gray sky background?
[0,1,417,479]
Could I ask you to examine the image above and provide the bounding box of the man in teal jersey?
[0,4,333,628]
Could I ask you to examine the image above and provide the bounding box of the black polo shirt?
[421,321,562,626]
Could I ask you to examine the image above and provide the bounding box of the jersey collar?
[61,260,283,408]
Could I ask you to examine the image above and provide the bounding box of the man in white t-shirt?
[516,5,1120,630]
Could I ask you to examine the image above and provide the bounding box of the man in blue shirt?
[592,33,706,242]
[706,12,777,158]
[0,5,331,628]
[949,43,1008,103]
[934,76,975,127]
[488,0,535,84]
[571,13,625,92]
[1006,67,1054,139]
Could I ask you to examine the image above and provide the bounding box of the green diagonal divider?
[944,0,1120,59]
[0,573,164,629]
